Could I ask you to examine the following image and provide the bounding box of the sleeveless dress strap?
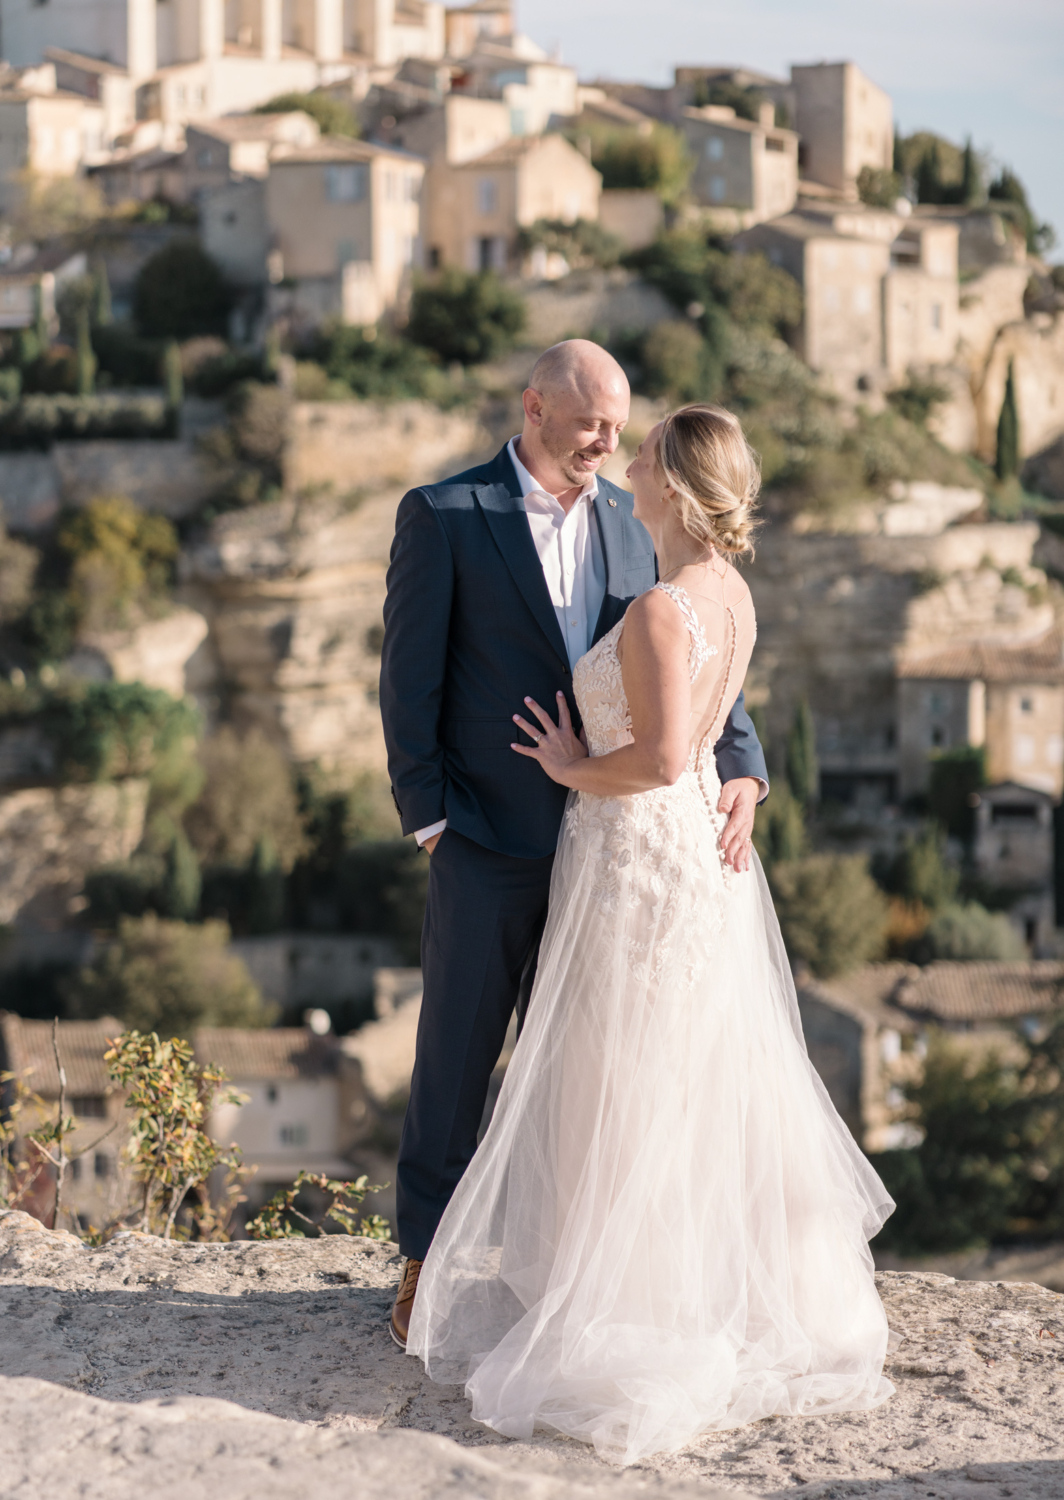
[653,582,715,682]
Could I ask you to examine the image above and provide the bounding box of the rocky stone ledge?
[2,1210,1064,1499]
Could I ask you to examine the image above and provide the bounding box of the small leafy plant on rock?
[246,1169,390,1241]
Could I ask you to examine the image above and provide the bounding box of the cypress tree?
[75,307,96,396]
[916,140,943,204]
[94,261,113,326]
[246,836,285,934]
[960,138,981,206]
[159,830,202,921]
[995,361,1020,480]
[33,283,50,352]
[786,698,819,807]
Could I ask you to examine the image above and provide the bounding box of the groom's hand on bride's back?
[718,777,760,873]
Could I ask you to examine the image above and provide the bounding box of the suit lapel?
[475,472,570,670]
[591,483,629,642]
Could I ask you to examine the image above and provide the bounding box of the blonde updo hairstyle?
[656,403,761,558]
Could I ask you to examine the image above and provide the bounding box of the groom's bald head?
[529,339,629,405]
[520,340,629,495]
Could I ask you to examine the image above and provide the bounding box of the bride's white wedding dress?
[407,568,895,1465]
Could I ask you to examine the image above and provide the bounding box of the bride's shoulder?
[624,585,692,645]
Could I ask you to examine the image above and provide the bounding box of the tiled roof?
[457,134,544,167]
[897,633,1064,683]
[801,963,917,1023]
[0,1014,120,1097]
[188,112,312,143]
[194,1027,338,1079]
[271,137,424,165]
[894,962,1064,1022]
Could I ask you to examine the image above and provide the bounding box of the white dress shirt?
[414,437,606,846]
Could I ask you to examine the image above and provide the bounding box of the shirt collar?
[507,436,599,506]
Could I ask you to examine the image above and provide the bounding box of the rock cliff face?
[745,516,1058,767]
[180,491,402,768]
[0,779,148,928]
[179,399,498,769]
[2,1209,1063,1499]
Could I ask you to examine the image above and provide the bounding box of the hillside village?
[2,0,1064,1244]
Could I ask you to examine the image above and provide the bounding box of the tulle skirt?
[406,761,895,1465]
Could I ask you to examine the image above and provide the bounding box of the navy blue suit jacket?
[380,444,767,860]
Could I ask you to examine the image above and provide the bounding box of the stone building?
[201,134,424,323]
[799,960,1064,1150]
[391,91,510,267]
[0,0,444,146]
[0,70,105,209]
[897,633,1064,799]
[743,508,1052,810]
[784,61,893,200]
[0,1014,128,1231]
[678,103,798,229]
[734,201,959,395]
[444,0,512,60]
[436,132,600,273]
[971,782,1056,951]
[447,36,578,136]
[197,1026,375,1200]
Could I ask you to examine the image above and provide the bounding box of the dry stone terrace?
[2,1210,1064,1499]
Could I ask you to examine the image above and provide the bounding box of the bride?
[405,402,895,1465]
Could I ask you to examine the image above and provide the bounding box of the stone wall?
[284,398,493,496]
[521,268,674,345]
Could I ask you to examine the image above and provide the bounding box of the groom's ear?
[523,386,545,427]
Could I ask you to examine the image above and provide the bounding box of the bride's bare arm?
[511,590,692,796]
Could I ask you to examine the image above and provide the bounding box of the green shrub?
[196,381,291,513]
[785,698,818,807]
[296,324,449,401]
[407,269,526,365]
[877,823,959,911]
[871,1032,1034,1253]
[886,375,950,427]
[0,392,171,449]
[626,233,802,340]
[0,679,198,783]
[58,494,178,627]
[917,902,1027,962]
[92,323,166,387]
[184,726,307,872]
[639,320,715,400]
[65,913,272,1039]
[133,240,233,340]
[752,781,806,869]
[590,125,690,205]
[255,90,359,138]
[768,852,889,976]
[516,218,624,271]
[927,744,985,841]
[0,521,38,623]
[857,166,902,208]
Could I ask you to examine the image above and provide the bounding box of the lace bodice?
[573,581,734,767]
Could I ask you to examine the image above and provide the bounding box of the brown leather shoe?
[389,1257,422,1348]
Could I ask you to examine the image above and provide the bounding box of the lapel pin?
[607,497,617,507]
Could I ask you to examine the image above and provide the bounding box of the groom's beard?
[540,422,610,488]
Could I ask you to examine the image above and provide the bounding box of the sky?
[520,0,1064,259]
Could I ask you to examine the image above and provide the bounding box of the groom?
[379,340,768,1345]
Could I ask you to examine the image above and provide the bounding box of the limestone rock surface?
[0,779,148,927]
[3,1209,1064,1499]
